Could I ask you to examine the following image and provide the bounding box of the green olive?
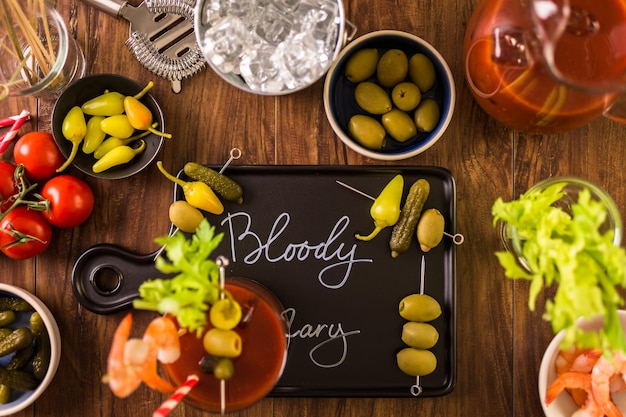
[210,299,242,330]
[354,81,392,115]
[345,48,379,83]
[168,201,204,233]
[203,328,242,358]
[382,109,417,143]
[399,293,442,322]
[213,357,235,380]
[408,53,436,92]
[391,82,421,111]
[377,49,409,88]
[417,208,445,252]
[414,99,441,133]
[401,321,439,349]
[396,347,437,376]
[348,115,386,150]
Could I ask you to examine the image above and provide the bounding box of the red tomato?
[40,175,94,228]
[0,206,52,260]
[0,160,18,211]
[13,132,65,181]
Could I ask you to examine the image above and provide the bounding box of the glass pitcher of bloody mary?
[463,0,626,134]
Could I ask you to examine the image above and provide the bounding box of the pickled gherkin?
[184,162,244,204]
[0,297,32,312]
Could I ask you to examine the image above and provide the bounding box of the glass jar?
[499,177,623,271]
[0,1,86,101]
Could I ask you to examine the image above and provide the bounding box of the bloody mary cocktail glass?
[161,277,288,413]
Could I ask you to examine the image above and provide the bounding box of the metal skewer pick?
[410,255,427,397]
[153,148,243,261]
[335,180,465,245]
[216,256,230,415]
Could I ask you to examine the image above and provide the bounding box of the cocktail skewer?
[153,149,242,261]
[335,180,464,245]
[410,255,426,397]
[216,256,230,415]
[219,147,241,174]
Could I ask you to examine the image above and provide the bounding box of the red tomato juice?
[463,0,626,133]
[161,279,288,412]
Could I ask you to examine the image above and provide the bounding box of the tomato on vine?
[13,132,65,181]
[0,206,52,260]
[40,175,94,228]
[0,160,18,212]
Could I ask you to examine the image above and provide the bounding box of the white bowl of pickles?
[0,284,61,416]
[323,30,456,161]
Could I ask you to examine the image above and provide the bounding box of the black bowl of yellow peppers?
[51,74,168,180]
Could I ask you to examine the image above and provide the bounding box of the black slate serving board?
[72,165,457,397]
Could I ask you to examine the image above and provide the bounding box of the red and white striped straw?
[0,110,30,153]
[152,374,200,417]
[0,112,31,128]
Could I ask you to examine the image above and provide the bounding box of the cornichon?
[30,312,50,380]
[0,311,16,327]
[0,367,37,391]
[0,384,10,404]
[31,330,51,380]
[0,297,32,312]
[389,179,430,258]
[0,327,34,357]
[7,343,34,371]
[183,162,244,204]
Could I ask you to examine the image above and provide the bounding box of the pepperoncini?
[93,124,157,159]
[81,91,125,116]
[124,96,172,139]
[57,106,87,172]
[156,161,224,215]
[355,174,404,241]
[82,116,107,154]
[100,114,135,139]
[92,140,146,173]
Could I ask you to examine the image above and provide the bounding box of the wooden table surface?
[3,0,626,416]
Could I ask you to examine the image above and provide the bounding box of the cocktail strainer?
[82,0,206,93]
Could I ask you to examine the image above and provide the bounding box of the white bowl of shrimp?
[539,310,626,417]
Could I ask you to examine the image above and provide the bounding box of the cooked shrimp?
[591,351,626,406]
[143,316,181,364]
[141,316,181,393]
[103,314,182,397]
[556,347,600,407]
[557,346,587,375]
[103,314,146,398]
[572,350,602,374]
[546,371,622,417]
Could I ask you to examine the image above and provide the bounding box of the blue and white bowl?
[0,284,61,416]
[324,30,455,160]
